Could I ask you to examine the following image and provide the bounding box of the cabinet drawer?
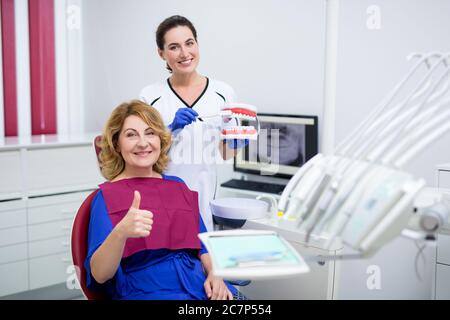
[0,151,22,200]
[26,146,103,196]
[29,252,73,290]
[0,226,27,247]
[28,192,90,225]
[0,200,26,230]
[437,234,450,265]
[28,219,72,242]
[0,243,27,264]
[436,264,450,300]
[29,236,71,258]
[438,170,450,190]
[0,261,28,297]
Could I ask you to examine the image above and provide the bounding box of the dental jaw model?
[220,103,259,140]
[276,52,450,258]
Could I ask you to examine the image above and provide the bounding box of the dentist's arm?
[90,191,153,284]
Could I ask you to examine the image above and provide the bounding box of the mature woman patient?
[84,100,242,300]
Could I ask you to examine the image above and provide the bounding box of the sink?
[210,197,270,228]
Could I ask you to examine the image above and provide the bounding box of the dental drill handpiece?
[306,55,448,240]
[283,157,328,222]
[319,57,450,245]
[299,54,449,249]
[323,165,378,249]
[292,55,440,235]
[281,54,444,232]
[305,161,371,243]
[292,157,347,229]
[277,153,324,219]
[282,81,423,226]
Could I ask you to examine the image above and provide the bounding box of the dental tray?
[198,230,310,280]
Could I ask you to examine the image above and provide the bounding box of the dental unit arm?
[275,52,450,259]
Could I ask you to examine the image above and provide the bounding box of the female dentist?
[140,15,247,231]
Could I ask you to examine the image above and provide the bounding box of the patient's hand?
[204,274,233,300]
[115,191,153,239]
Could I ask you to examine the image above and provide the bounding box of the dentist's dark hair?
[156,15,198,73]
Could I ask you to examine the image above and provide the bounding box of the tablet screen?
[207,234,301,269]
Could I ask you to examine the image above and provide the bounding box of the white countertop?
[0,133,101,151]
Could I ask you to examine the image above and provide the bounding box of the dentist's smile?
[179,59,193,66]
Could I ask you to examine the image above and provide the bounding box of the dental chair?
[71,189,106,300]
[71,135,249,300]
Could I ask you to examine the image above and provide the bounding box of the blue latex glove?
[226,139,249,150]
[168,108,199,131]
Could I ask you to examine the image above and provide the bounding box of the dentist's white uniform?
[140,77,237,231]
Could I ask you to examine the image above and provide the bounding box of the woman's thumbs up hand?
[115,191,154,239]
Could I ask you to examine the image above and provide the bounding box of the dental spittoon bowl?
[210,198,269,228]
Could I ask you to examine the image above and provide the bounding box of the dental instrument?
[276,52,450,257]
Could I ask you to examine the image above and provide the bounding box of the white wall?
[335,0,450,186]
[81,0,326,134]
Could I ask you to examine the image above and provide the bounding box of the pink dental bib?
[99,177,201,258]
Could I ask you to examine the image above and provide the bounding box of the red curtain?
[1,0,18,137]
[29,0,57,135]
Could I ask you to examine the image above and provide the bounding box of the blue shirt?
[84,174,237,300]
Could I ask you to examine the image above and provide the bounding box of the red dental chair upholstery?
[70,136,106,300]
[71,189,106,300]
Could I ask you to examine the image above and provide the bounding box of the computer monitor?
[235,113,318,179]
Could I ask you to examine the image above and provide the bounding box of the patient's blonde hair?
[100,100,172,181]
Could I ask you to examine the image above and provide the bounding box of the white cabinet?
[437,234,450,266]
[0,226,27,247]
[26,147,102,196]
[0,151,22,200]
[436,264,450,300]
[0,200,27,229]
[435,234,450,300]
[0,134,104,298]
[0,261,29,297]
[435,163,450,300]
[29,252,73,290]
[438,170,450,190]
[29,237,71,259]
[0,243,27,265]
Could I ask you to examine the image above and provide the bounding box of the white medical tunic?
[140,78,237,231]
